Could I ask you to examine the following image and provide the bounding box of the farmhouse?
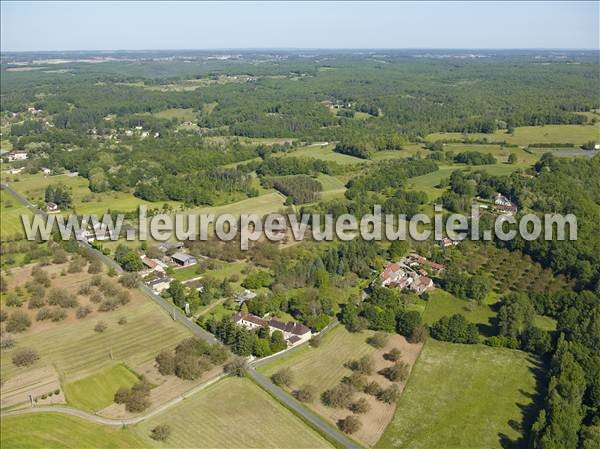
[494,193,512,207]
[141,256,166,274]
[496,204,518,214]
[234,289,257,305]
[380,259,435,294]
[438,237,460,248]
[145,273,171,293]
[412,275,434,294]
[406,253,446,272]
[171,252,198,267]
[7,151,28,161]
[232,313,312,347]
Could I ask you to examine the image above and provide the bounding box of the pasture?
[426,122,600,145]
[63,363,139,412]
[133,376,334,449]
[0,413,143,449]
[376,340,541,449]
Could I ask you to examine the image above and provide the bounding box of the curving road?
[1,182,358,449]
[1,374,225,426]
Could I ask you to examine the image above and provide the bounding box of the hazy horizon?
[2,1,598,52]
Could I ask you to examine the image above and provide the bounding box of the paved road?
[248,368,360,449]
[1,182,356,449]
[0,374,225,426]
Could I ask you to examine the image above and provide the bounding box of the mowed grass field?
[376,339,541,449]
[63,364,139,412]
[0,188,32,239]
[0,413,144,449]
[134,376,334,449]
[426,123,600,145]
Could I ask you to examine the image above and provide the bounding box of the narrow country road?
[0,375,225,426]
[1,182,359,449]
[248,368,360,449]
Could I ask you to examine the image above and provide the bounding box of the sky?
[1,1,598,52]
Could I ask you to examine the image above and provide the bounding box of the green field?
[422,288,556,336]
[1,188,32,239]
[427,123,600,145]
[283,144,366,165]
[1,414,144,449]
[152,107,196,121]
[258,325,377,391]
[377,340,541,449]
[422,289,496,335]
[0,296,191,382]
[63,364,139,412]
[186,191,286,218]
[134,376,334,449]
[407,162,533,200]
[5,173,180,215]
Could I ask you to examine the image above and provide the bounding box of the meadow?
[281,143,366,165]
[406,163,523,200]
[376,339,541,449]
[186,191,286,218]
[421,289,497,335]
[133,376,334,449]
[63,363,139,412]
[426,123,600,145]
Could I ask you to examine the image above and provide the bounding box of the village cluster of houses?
[141,243,201,293]
[380,253,446,294]
[232,312,313,347]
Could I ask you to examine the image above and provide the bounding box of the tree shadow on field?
[499,356,547,449]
